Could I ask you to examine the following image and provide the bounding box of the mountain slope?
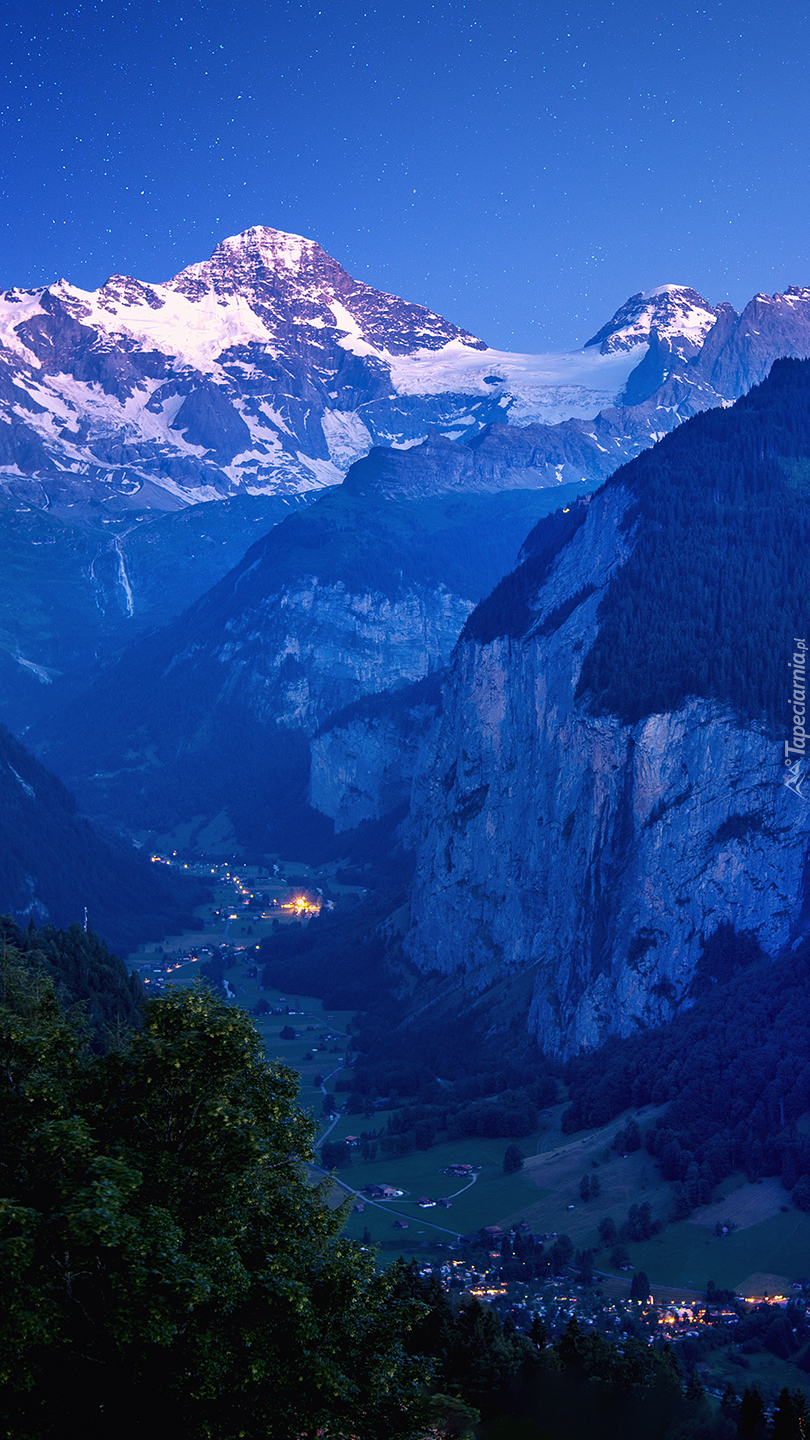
[404,359,810,1056]
[0,490,313,734]
[0,724,206,953]
[35,481,591,850]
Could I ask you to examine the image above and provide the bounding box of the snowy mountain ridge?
[0,226,706,513]
[585,283,719,356]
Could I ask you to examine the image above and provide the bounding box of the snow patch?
[321,410,374,468]
[7,764,35,799]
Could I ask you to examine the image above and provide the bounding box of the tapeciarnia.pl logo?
[784,637,807,798]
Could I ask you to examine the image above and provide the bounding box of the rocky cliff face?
[403,417,810,1057]
[214,578,466,735]
[309,676,442,832]
[41,484,570,842]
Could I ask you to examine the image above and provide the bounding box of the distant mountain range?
[16,231,810,851]
[4,228,810,742]
[3,227,809,519]
[0,223,641,513]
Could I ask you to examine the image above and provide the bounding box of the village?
[122,852,810,1406]
[406,1242,810,1404]
[128,855,333,989]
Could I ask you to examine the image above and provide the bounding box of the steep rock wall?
[233,579,466,733]
[404,485,810,1056]
[309,680,442,831]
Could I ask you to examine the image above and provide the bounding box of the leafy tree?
[0,959,431,1438]
[630,1270,651,1301]
[550,1234,574,1271]
[793,1175,810,1212]
[321,1139,350,1169]
[579,1174,591,1201]
[503,1143,524,1174]
[614,1117,642,1153]
[598,1216,618,1247]
[622,1201,655,1242]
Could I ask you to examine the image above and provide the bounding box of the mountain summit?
[0,224,646,514]
[585,284,719,356]
[164,225,487,356]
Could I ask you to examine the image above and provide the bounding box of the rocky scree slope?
[404,359,810,1057]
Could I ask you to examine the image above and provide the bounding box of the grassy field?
[315,1104,678,1262]
[146,943,810,1290]
[626,1206,810,1297]
[127,875,810,1293]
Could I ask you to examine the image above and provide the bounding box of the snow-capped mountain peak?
[162,224,486,358]
[585,283,719,356]
[165,225,331,300]
[4,226,810,527]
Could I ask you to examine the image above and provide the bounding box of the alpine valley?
[5,225,810,1059]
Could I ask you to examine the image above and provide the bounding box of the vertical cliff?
[404,364,810,1056]
[309,675,443,832]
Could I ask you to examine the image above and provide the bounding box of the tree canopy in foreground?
[0,950,429,1439]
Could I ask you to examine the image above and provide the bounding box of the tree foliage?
[503,1143,525,1175]
[577,357,810,726]
[562,934,810,1219]
[0,951,430,1438]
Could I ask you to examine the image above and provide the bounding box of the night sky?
[2,0,809,351]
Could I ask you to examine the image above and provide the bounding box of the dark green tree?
[0,958,431,1438]
[630,1270,651,1301]
[738,1386,767,1440]
[503,1143,524,1174]
[575,1248,594,1285]
[771,1387,809,1440]
[793,1175,810,1212]
[598,1215,618,1247]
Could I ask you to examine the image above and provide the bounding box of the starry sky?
[2,0,809,351]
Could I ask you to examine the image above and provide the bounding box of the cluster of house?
[359,1181,454,1218]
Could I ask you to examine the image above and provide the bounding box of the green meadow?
[131,887,810,1294]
